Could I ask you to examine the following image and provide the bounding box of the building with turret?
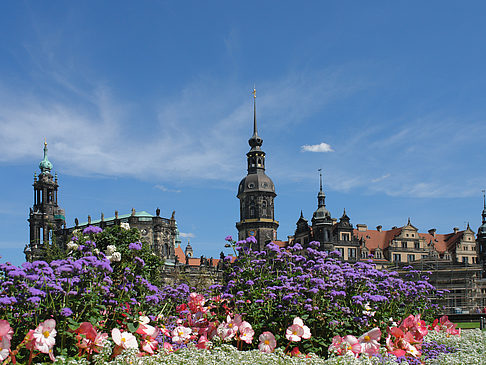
[26,141,66,261]
[236,88,279,250]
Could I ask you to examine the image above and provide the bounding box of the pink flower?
[330,335,361,357]
[111,328,138,350]
[171,326,192,344]
[196,335,211,349]
[163,342,174,353]
[286,317,311,342]
[258,331,276,353]
[430,316,460,336]
[32,319,57,360]
[0,337,10,361]
[286,323,304,342]
[292,317,311,339]
[217,315,239,341]
[386,327,421,358]
[0,320,13,342]
[141,337,158,354]
[358,328,381,355]
[136,323,159,339]
[238,321,254,344]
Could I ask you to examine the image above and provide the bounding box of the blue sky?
[1,1,486,265]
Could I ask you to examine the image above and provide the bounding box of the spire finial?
[252,85,257,136]
[407,217,411,225]
[248,86,263,149]
[318,169,323,192]
[483,190,485,209]
[300,210,304,218]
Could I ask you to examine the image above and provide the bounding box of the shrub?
[216,238,441,357]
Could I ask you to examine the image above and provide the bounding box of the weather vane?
[252,85,256,98]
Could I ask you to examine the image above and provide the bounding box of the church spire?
[317,169,326,208]
[482,190,486,224]
[248,86,263,150]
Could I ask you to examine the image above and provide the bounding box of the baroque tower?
[236,88,278,249]
[26,141,65,261]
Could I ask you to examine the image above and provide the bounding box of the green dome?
[39,141,53,174]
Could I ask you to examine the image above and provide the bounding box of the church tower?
[26,141,65,261]
[236,88,278,250]
[311,170,334,250]
[477,191,486,276]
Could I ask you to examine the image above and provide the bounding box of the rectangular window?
[348,248,356,259]
[462,257,469,264]
[338,248,344,258]
[401,241,407,248]
[414,242,420,249]
[393,254,401,262]
[341,233,350,241]
[407,254,415,262]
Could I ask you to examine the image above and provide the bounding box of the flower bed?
[0,229,479,364]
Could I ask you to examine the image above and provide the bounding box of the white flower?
[362,302,376,317]
[111,328,138,350]
[120,222,130,230]
[111,252,122,262]
[105,245,117,255]
[66,241,78,252]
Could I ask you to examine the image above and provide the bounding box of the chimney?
[88,215,91,225]
[376,225,382,232]
[428,228,436,237]
[357,224,368,232]
[453,227,459,234]
[115,210,119,219]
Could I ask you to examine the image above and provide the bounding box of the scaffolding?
[391,259,486,314]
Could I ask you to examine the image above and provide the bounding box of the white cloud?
[154,185,181,193]
[301,142,334,153]
[180,232,195,238]
[371,174,391,183]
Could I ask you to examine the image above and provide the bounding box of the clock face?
[249,230,256,236]
[141,229,148,236]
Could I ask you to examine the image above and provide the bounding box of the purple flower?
[27,296,41,304]
[225,235,233,241]
[82,225,103,235]
[60,307,73,317]
[135,257,145,266]
[246,236,257,244]
[129,242,142,251]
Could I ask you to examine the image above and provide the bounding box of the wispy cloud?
[154,185,181,193]
[180,232,195,238]
[301,142,334,153]
[371,174,391,183]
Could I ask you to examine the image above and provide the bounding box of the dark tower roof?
[237,87,275,197]
[313,169,331,221]
[479,190,486,235]
[248,87,263,151]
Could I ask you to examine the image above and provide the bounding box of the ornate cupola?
[26,141,65,261]
[236,88,279,250]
